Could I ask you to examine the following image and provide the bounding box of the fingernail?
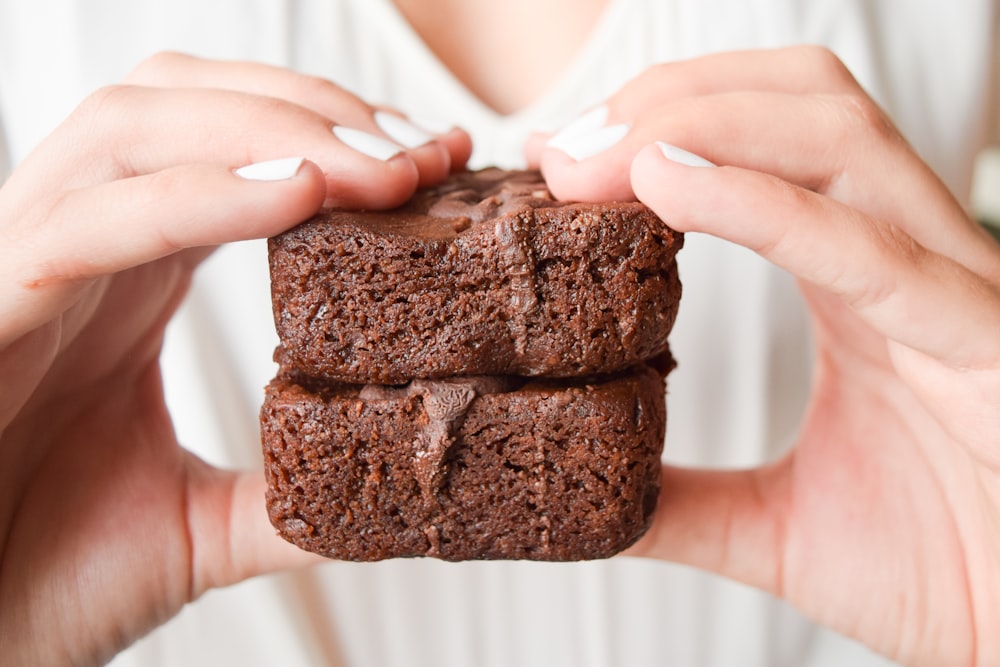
[547,106,610,151]
[333,125,403,161]
[546,105,630,161]
[551,123,630,161]
[374,111,434,148]
[234,156,306,181]
[656,142,715,167]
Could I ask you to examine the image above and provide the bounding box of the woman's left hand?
[531,46,1000,667]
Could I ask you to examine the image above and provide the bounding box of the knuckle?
[77,83,131,115]
[9,191,88,288]
[792,44,842,70]
[228,93,305,144]
[142,167,182,198]
[878,221,924,266]
[288,72,353,106]
[72,84,134,133]
[839,93,903,143]
[812,90,903,161]
[787,200,922,312]
[646,61,674,81]
[124,50,191,85]
[789,45,856,89]
[849,221,920,310]
[759,179,815,254]
[634,61,678,93]
[69,85,137,175]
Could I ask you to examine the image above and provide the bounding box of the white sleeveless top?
[0,1,996,665]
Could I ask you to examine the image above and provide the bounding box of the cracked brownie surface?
[261,362,667,561]
[267,168,683,384]
[261,169,682,562]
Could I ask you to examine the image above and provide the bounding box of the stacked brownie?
[260,169,684,561]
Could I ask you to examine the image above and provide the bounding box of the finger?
[525,45,861,165]
[374,109,473,174]
[127,52,473,177]
[185,463,323,596]
[523,130,549,169]
[541,90,1000,281]
[370,110,463,186]
[5,85,425,210]
[543,91,887,202]
[0,158,325,343]
[631,143,1000,368]
[606,45,861,117]
[126,51,376,122]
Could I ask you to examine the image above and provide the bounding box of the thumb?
[626,463,790,597]
[1,158,327,345]
[184,460,323,597]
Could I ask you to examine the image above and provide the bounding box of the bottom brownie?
[260,363,667,562]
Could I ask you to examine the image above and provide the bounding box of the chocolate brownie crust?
[268,169,683,384]
[261,363,667,562]
[262,169,681,562]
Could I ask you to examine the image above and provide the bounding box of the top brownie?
[268,169,683,384]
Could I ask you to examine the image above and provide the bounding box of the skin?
[0,53,472,665]
[531,48,1000,665]
[0,20,998,667]
[392,0,607,114]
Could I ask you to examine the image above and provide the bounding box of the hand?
[534,46,1000,667]
[0,52,471,665]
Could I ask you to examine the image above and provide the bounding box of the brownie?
[262,168,683,562]
[268,168,683,384]
[260,361,668,562]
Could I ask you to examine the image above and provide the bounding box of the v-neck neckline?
[369,0,627,125]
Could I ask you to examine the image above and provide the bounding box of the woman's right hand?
[0,52,470,666]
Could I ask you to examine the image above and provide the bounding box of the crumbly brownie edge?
[268,199,683,383]
[260,364,667,562]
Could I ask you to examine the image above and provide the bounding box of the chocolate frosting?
[269,167,683,384]
[415,169,550,358]
[421,168,557,223]
[360,376,521,499]
[330,169,561,240]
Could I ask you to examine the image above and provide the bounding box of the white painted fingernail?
[407,114,456,136]
[374,111,434,148]
[656,142,716,167]
[547,106,610,151]
[235,156,305,181]
[333,125,403,161]
[553,123,630,161]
